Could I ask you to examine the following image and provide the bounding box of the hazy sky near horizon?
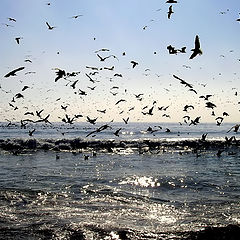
[0,0,240,124]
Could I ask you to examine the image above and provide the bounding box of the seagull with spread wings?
[4,67,25,77]
[190,35,202,59]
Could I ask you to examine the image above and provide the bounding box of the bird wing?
[4,67,25,77]
[189,51,198,59]
[195,35,201,49]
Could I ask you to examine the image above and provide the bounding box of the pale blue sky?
[0,0,240,123]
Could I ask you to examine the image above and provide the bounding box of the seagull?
[70,14,83,19]
[168,5,174,19]
[8,17,16,22]
[190,35,202,59]
[114,128,122,137]
[46,21,56,30]
[15,37,22,44]
[4,67,25,77]
[166,0,177,3]
[54,69,66,82]
[115,99,126,105]
[86,116,98,124]
[22,86,29,91]
[227,124,239,133]
[173,75,193,88]
[130,61,138,68]
[123,117,129,124]
[29,129,36,136]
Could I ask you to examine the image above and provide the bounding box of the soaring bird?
[166,0,177,3]
[86,116,98,124]
[70,14,83,19]
[227,124,239,133]
[8,17,16,22]
[114,128,122,137]
[130,61,138,68]
[54,69,66,82]
[173,75,193,88]
[15,37,22,44]
[46,21,56,30]
[190,35,202,59]
[4,67,25,77]
[168,5,174,19]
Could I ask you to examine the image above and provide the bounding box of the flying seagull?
[190,35,202,59]
[168,5,174,19]
[15,37,22,44]
[46,21,56,30]
[4,67,25,77]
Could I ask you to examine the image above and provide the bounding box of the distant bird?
[183,105,194,112]
[173,75,193,88]
[61,105,68,111]
[205,102,216,109]
[70,80,78,89]
[4,67,25,77]
[8,17,16,22]
[227,124,239,133]
[189,117,201,126]
[22,86,29,91]
[15,93,24,99]
[29,129,35,137]
[130,61,138,68]
[190,35,202,59]
[95,48,110,53]
[168,5,174,19]
[24,59,32,63]
[54,69,66,82]
[201,133,208,141]
[86,116,98,124]
[114,73,123,77]
[114,128,122,137]
[97,54,111,61]
[70,14,83,19]
[123,117,129,124]
[24,111,34,116]
[97,109,106,114]
[217,150,224,157]
[15,37,22,44]
[188,89,197,94]
[115,99,126,105]
[199,94,212,101]
[178,47,186,53]
[167,45,177,54]
[46,21,56,30]
[36,109,44,118]
[166,0,177,3]
[223,112,229,117]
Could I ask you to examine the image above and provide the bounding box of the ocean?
[0,122,240,239]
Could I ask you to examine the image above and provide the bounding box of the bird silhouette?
[46,21,56,30]
[114,128,122,137]
[54,69,66,82]
[15,37,22,44]
[4,67,25,77]
[123,117,129,124]
[86,116,98,124]
[70,14,83,19]
[8,17,16,22]
[166,0,177,3]
[168,5,174,19]
[190,35,202,59]
[130,61,138,68]
[173,75,193,88]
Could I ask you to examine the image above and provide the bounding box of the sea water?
[0,122,240,239]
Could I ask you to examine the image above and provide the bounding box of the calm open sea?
[0,122,240,239]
